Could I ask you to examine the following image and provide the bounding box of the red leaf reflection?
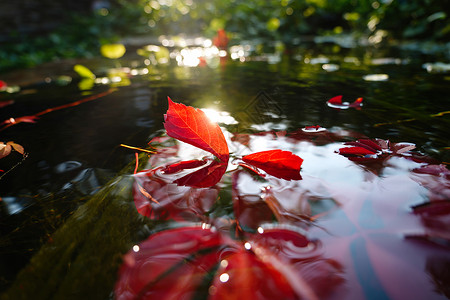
[133,169,217,221]
[162,159,207,174]
[115,226,225,300]
[412,200,450,244]
[174,160,227,188]
[115,226,343,300]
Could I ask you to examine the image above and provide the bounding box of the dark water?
[0,38,449,298]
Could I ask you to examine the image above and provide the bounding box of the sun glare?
[202,108,238,125]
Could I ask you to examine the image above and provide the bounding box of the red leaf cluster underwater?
[116,98,450,300]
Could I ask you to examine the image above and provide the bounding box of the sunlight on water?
[201,108,238,125]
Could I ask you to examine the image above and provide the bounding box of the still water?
[0,37,449,299]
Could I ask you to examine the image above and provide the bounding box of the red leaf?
[327,95,363,109]
[0,80,7,90]
[345,139,382,152]
[392,142,416,154]
[338,146,376,156]
[327,95,343,105]
[162,159,207,174]
[212,29,229,49]
[164,97,229,163]
[242,150,303,180]
[174,161,227,188]
[350,97,363,107]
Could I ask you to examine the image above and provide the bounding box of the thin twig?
[120,144,156,154]
[0,153,28,181]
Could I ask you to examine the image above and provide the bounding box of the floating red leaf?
[327,95,363,109]
[350,97,363,107]
[392,142,416,154]
[327,95,343,105]
[338,146,376,157]
[345,139,382,152]
[242,150,303,180]
[0,80,7,91]
[337,138,418,167]
[164,97,229,163]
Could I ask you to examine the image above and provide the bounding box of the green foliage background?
[0,0,449,72]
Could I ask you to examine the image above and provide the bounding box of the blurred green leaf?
[74,64,96,79]
[100,44,126,59]
[267,18,280,32]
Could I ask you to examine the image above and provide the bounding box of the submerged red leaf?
[164,97,229,163]
[242,150,303,180]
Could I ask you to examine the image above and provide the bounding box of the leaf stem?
[120,144,156,154]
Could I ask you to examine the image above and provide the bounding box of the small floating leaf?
[100,43,126,59]
[74,64,96,79]
[0,80,7,91]
[327,95,363,109]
